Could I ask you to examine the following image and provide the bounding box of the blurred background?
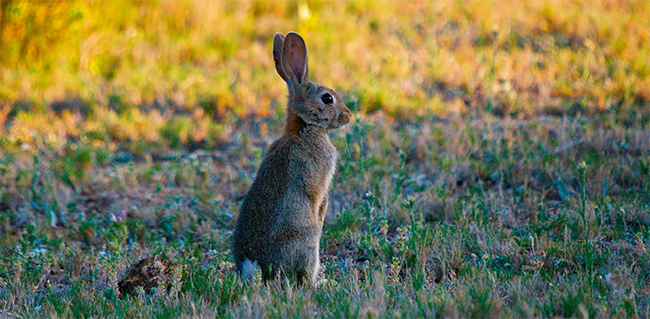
[0,0,648,153]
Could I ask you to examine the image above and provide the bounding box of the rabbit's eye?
[321,93,334,105]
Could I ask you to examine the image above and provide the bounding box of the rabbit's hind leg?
[278,238,320,284]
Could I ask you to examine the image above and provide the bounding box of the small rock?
[117,256,180,298]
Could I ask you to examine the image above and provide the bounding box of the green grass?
[1,0,650,318]
[1,115,649,317]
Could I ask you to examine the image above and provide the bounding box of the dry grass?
[1,1,649,148]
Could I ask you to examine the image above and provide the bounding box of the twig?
[0,244,42,266]
[0,310,22,319]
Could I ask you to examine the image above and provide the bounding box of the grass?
[1,0,650,318]
[1,115,649,317]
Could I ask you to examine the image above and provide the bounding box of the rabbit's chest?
[289,133,338,217]
[315,143,338,186]
[312,146,337,206]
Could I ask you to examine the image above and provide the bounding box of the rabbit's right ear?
[273,33,288,82]
[281,32,309,90]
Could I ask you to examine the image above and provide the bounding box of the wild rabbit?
[232,31,352,284]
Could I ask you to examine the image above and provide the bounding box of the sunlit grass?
[1,0,649,151]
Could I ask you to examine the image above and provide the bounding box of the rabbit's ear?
[273,33,288,82]
[281,32,309,88]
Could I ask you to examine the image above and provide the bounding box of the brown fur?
[232,32,351,284]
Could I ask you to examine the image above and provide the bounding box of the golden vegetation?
[1,0,649,152]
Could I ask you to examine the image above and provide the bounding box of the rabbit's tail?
[241,259,261,282]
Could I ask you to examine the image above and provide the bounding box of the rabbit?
[232,31,352,284]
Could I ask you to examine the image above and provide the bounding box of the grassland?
[1,0,649,318]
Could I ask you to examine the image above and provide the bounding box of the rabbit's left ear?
[281,32,309,87]
[273,33,288,82]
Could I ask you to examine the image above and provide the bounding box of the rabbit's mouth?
[334,108,353,128]
[323,112,352,130]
